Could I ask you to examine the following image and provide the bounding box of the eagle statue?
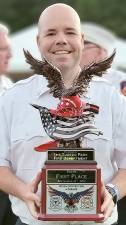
[24,50,115,150]
[24,49,115,98]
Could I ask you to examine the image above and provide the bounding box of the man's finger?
[103,202,114,220]
[101,188,112,212]
[26,192,41,218]
[27,200,39,218]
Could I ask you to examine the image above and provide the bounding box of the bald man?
[0,3,126,225]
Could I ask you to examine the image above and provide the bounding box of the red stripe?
[34,140,59,152]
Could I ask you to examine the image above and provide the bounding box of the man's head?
[0,23,12,75]
[120,81,126,96]
[80,41,107,67]
[37,3,84,74]
[80,23,116,68]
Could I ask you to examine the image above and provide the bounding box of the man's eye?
[47,33,55,36]
[66,32,76,35]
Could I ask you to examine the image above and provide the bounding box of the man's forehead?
[42,24,79,33]
[38,4,81,32]
[0,33,9,43]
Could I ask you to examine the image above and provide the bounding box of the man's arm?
[0,95,41,219]
[0,166,41,218]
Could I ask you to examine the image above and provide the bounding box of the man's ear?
[36,35,40,49]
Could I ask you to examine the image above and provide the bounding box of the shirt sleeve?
[0,96,11,167]
[113,89,126,169]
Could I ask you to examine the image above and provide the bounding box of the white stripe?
[56,123,94,132]
[57,117,94,126]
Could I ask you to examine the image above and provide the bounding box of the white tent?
[113,39,126,70]
[9,24,126,73]
[10,25,41,73]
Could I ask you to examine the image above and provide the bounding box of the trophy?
[24,50,115,222]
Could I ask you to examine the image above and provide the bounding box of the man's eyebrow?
[65,27,77,31]
[46,29,56,32]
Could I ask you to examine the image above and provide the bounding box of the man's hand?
[101,183,115,221]
[0,167,42,219]
[23,172,41,218]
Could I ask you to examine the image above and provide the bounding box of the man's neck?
[61,67,81,89]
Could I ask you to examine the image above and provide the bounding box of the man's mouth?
[52,50,71,55]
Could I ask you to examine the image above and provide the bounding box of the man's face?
[37,6,84,73]
[80,42,107,68]
[0,32,12,75]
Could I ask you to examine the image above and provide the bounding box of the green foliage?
[0,0,126,38]
[74,0,126,38]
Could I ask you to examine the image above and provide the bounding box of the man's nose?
[55,33,67,45]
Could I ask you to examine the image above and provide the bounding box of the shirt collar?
[36,76,50,98]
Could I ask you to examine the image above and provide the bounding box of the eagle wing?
[24,49,115,98]
[71,50,116,96]
[24,49,65,98]
[48,185,70,202]
[72,185,94,204]
[82,50,116,77]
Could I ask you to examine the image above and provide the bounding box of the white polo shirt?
[0,75,12,96]
[0,75,126,225]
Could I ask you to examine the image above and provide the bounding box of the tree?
[0,0,126,38]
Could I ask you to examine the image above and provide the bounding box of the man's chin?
[54,63,69,71]
[48,59,70,73]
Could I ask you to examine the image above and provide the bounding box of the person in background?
[80,22,126,92]
[120,81,126,96]
[0,23,12,95]
[0,22,17,225]
[0,4,126,225]
[80,22,126,225]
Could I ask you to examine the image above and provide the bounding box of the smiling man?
[0,4,126,225]
[37,4,84,88]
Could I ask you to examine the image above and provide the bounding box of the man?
[80,22,126,92]
[0,23,12,95]
[0,4,126,225]
[0,23,17,225]
[80,22,126,225]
